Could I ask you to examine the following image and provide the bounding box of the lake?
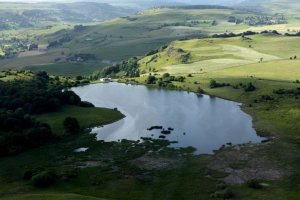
[72,83,264,154]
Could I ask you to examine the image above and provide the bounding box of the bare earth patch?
[206,143,290,185]
[131,155,181,170]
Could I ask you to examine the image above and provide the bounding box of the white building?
[100,78,112,83]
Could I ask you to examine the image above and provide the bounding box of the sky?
[0,0,243,4]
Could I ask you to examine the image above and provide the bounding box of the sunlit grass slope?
[139,34,300,80]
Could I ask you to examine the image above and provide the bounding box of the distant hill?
[17,7,256,75]
[0,2,136,30]
[238,0,300,14]
[175,0,244,5]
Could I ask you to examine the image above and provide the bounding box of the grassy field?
[1,4,300,199]
[0,48,71,70]
[239,0,300,15]
[24,62,102,77]
[0,105,219,200]
[0,35,300,199]
[1,6,300,77]
[49,8,254,61]
[130,34,300,199]
[1,193,106,200]
[36,105,124,135]
[4,6,300,76]
[139,34,300,75]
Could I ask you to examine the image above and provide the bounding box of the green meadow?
[1,3,300,199]
[132,33,300,198]
[0,5,300,76]
[139,34,299,74]
[4,6,300,76]
[36,105,124,135]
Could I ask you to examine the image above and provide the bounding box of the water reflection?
[73,83,263,154]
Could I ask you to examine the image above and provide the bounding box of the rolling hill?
[238,0,300,14]
[138,34,300,82]
[0,2,136,30]
[1,2,300,76]
[2,6,255,75]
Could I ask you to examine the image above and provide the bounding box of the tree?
[63,117,80,134]
[146,76,157,84]
[210,80,218,88]
[245,82,256,92]
[259,58,264,63]
[197,87,204,94]
[162,73,170,78]
[32,171,56,188]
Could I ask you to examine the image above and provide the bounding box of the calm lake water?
[73,83,263,154]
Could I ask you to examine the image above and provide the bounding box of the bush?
[162,73,170,78]
[247,179,263,189]
[210,79,230,88]
[146,76,157,84]
[63,117,80,134]
[216,182,227,190]
[32,171,56,188]
[197,87,204,94]
[60,168,78,181]
[244,82,256,92]
[79,101,94,108]
[211,188,235,199]
[26,124,53,147]
[23,170,33,180]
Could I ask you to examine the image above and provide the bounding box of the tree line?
[0,71,93,156]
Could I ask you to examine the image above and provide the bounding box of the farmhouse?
[100,78,112,83]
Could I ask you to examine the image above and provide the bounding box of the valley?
[1,4,300,76]
[0,1,300,200]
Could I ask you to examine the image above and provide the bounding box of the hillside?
[0,2,135,30]
[1,2,300,199]
[138,34,299,78]
[130,35,300,199]
[0,7,257,75]
[238,0,300,14]
[1,5,300,77]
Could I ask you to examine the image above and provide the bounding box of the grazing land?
[124,34,300,198]
[2,6,300,76]
[1,1,300,199]
[36,105,124,135]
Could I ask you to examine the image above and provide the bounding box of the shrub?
[210,79,230,89]
[32,171,56,188]
[162,73,170,78]
[27,124,53,146]
[247,179,263,189]
[76,76,83,80]
[244,82,256,92]
[146,76,157,84]
[197,87,204,94]
[79,101,94,108]
[63,117,80,134]
[210,80,218,88]
[216,182,227,190]
[211,188,235,199]
[60,168,78,181]
[23,170,33,180]
[260,95,274,101]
